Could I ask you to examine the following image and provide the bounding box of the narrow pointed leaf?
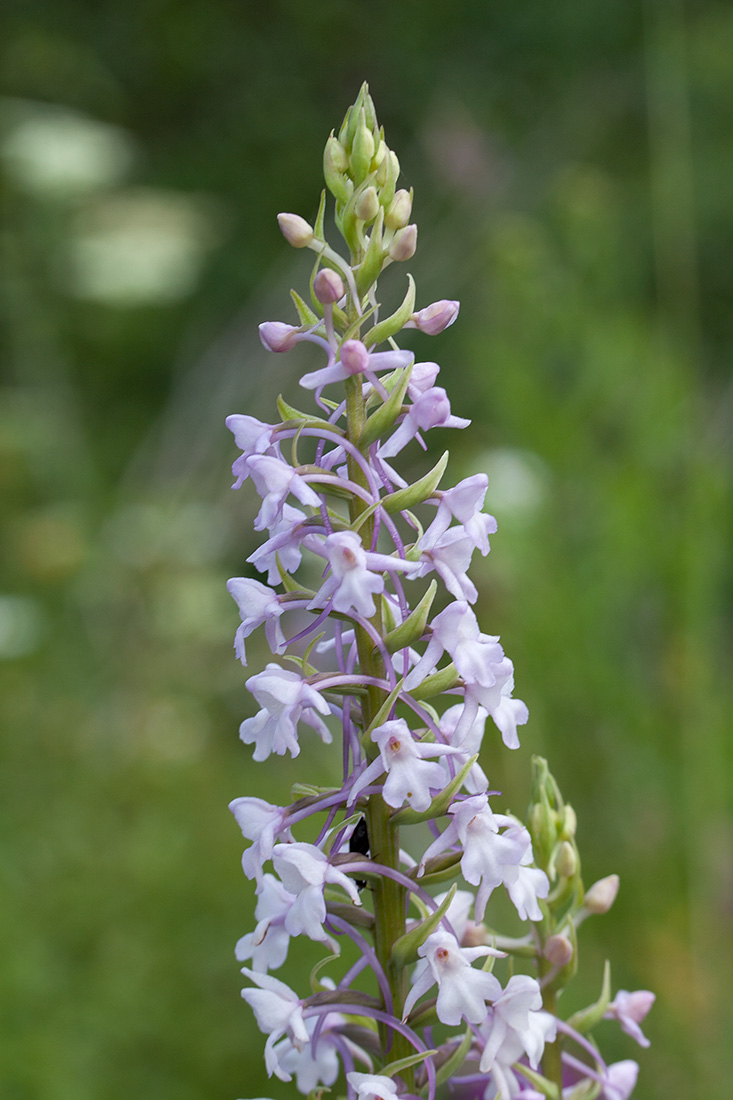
[565,959,612,1034]
[382,581,437,653]
[361,678,405,745]
[313,189,327,239]
[310,952,341,994]
[358,363,413,447]
[408,850,463,887]
[382,451,449,514]
[290,288,319,325]
[356,205,385,296]
[513,1063,561,1099]
[390,884,457,969]
[408,662,459,700]
[380,1049,438,1080]
[364,274,415,348]
[434,1028,474,1090]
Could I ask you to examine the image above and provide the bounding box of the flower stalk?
[225,83,654,1100]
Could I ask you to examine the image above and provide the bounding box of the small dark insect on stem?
[349,815,370,890]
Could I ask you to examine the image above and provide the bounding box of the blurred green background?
[1,1,731,1098]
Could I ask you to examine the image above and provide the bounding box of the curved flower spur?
[225,84,654,1100]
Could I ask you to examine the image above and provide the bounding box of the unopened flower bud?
[350,108,375,184]
[461,920,489,948]
[406,299,460,335]
[339,339,369,375]
[584,874,620,914]
[325,133,348,173]
[324,135,351,204]
[385,188,412,230]
[528,801,555,873]
[555,840,578,879]
[259,321,300,352]
[277,213,314,248]
[544,933,574,968]
[560,804,577,840]
[388,224,417,262]
[313,268,344,304]
[355,186,380,223]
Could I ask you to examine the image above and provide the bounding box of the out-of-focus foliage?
[1,2,731,1099]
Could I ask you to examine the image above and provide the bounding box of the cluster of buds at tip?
[225,83,654,1100]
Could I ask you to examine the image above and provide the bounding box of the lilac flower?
[490,677,530,750]
[502,833,550,921]
[480,1000,557,1099]
[239,664,331,761]
[227,577,286,665]
[601,1060,640,1100]
[305,531,420,619]
[240,968,309,1079]
[272,841,361,941]
[347,1072,402,1100]
[378,386,470,459]
[406,361,440,400]
[402,929,503,1025]
[300,338,413,391]
[229,796,293,885]
[423,473,497,555]
[247,504,306,584]
[235,873,296,971]
[417,526,479,603]
[405,602,527,746]
[226,415,278,490]
[246,454,321,531]
[438,703,489,794]
[478,974,546,1072]
[271,1013,344,1092]
[418,795,532,922]
[605,990,655,1048]
[349,718,461,811]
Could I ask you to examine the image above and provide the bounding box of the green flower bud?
[385,188,413,230]
[350,107,375,184]
[555,840,578,879]
[560,804,577,840]
[377,149,400,207]
[355,185,380,223]
[324,134,351,204]
[528,802,555,873]
[362,84,377,131]
[277,212,314,248]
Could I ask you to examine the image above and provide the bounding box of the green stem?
[343,371,412,1077]
[538,932,564,1092]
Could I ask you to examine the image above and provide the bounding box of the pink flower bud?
[339,339,369,375]
[406,299,460,335]
[544,933,574,968]
[276,212,314,248]
[258,321,300,352]
[313,268,344,304]
[584,873,620,914]
[388,224,417,262]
